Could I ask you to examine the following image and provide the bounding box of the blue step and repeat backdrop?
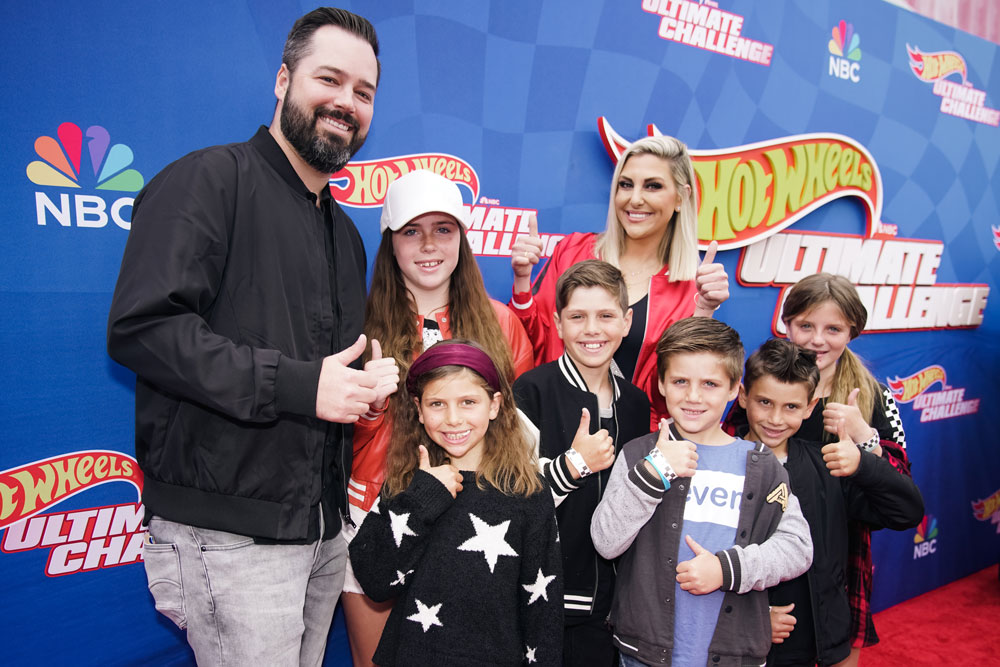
[2,1,998,664]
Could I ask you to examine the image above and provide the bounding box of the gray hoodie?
[590,432,812,667]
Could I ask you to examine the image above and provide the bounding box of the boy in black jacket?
[737,339,924,666]
[513,260,650,666]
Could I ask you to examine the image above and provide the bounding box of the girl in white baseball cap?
[340,169,534,666]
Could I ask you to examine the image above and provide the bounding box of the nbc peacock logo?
[912,514,938,559]
[27,122,145,230]
[828,20,861,83]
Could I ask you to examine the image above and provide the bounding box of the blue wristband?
[644,454,671,491]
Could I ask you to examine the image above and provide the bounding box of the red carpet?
[863,565,1000,665]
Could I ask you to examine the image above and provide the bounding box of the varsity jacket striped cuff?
[628,458,668,498]
[543,453,586,497]
[716,547,742,592]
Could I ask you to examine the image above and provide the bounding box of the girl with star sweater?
[350,340,563,667]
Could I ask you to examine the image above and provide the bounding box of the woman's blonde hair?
[781,273,881,434]
[382,340,542,498]
[594,135,699,281]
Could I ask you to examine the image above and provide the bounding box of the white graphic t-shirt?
[671,438,753,667]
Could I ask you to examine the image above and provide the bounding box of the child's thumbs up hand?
[655,419,698,477]
[418,445,464,498]
[821,418,861,477]
[568,408,615,478]
[364,338,400,412]
[675,535,723,595]
[847,387,860,407]
[822,387,870,443]
[694,240,730,314]
[770,603,797,644]
[685,534,710,556]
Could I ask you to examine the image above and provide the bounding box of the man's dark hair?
[283,7,381,84]
[743,338,820,399]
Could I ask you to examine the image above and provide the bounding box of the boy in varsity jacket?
[513,260,650,666]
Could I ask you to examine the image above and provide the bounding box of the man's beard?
[280,85,368,174]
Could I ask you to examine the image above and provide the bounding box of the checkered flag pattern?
[881,387,908,450]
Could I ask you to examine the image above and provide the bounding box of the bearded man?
[107,8,396,665]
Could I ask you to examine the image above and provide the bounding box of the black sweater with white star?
[350,469,563,666]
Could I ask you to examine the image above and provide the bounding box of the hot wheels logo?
[972,488,1000,533]
[887,365,947,403]
[907,45,966,84]
[886,364,979,421]
[599,117,881,250]
[0,451,142,530]
[328,153,555,259]
[906,45,998,126]
[330,153,479,208]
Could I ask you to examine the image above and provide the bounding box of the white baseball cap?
[379,170,470,233]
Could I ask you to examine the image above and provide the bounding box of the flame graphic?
[886,365,947,403]
[330,153,479,208]
[907,44,967,84]
[26,122,144,192]
[0,450,143,529]
[972,490,1000,533]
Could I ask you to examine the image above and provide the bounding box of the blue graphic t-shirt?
[671,438,753,667]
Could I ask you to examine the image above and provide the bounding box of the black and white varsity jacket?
[513,354,650,620]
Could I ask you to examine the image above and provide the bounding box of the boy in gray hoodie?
[590,317,812,667]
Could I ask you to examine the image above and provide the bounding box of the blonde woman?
[510,135,729,427]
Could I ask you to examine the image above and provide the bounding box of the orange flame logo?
[907,45,967,84]
[330,153,479,208]
[972,488,1000,522]
[887,365,947,403]
[598,118,881,250]
[0,451,142,530]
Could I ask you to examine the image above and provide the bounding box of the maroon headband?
[406,343,501,396]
